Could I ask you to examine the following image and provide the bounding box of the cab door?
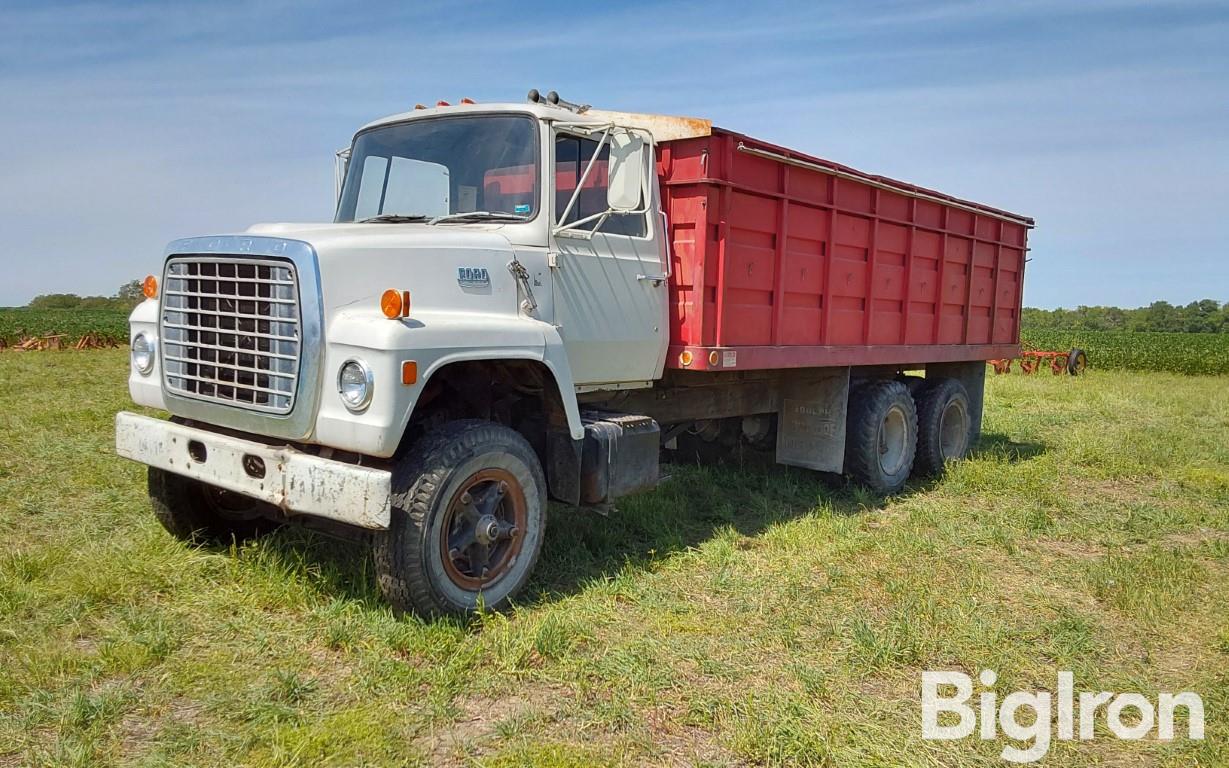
[549,129,669,386]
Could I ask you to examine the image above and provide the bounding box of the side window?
[555,135,646,237]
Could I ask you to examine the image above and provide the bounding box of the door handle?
[637,273,667,286]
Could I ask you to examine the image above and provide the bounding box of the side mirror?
[606,131,645,212]
[334,147,351,205]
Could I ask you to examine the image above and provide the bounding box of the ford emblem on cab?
[457,267,490,288]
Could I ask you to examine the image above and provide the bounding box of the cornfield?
[2,308,1225,375]
[1021,329,1229,375]
[0,308,129,347]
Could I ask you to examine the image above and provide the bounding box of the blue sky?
[1,0,1226,309]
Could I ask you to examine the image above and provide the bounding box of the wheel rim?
[938,399,969,460]
[439,469,527,591]
[877,405,909,476]
[1073,354,1086,373]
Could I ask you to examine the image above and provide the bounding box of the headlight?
[132,333,155,375]
[337,359,373,412]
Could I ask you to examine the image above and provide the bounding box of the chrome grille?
[160,257,301,414]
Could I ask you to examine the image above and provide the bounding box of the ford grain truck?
[116,91,1032,615]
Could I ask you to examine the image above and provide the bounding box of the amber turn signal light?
[142,275,158,299]
[380,289,401,318]
[380,289,411,319]
[401,360,418,385]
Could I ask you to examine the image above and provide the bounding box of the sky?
[1,0,1226,309]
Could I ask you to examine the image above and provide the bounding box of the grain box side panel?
[658,128,1031,370]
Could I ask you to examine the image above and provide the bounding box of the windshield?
[335,115,539,223]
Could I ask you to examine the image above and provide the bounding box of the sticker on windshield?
[514,204,531,215]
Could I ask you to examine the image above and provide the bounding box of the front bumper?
[115,412,392,529]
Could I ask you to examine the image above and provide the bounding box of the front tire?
[843,380,918,494]
[148,467,275,544]
[374,420,546,617]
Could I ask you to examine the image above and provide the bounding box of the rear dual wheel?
[912,378,972,476]
[844,380,918,494]
[843,377,973,492]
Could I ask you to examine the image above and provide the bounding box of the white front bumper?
[115,412,392,529]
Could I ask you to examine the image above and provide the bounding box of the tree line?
[26,281,145,312]
[23,285,1229,335]
[1022,300,1229,334]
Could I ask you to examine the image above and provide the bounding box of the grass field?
[1,351,1227,767]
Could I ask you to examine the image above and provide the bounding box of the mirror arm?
[553,197,652,237]
[557,127,611,226]
[334,146,351,206]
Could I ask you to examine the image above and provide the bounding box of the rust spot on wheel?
[440,469,527,591]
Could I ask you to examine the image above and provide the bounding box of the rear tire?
[1067,348,1088,375]
[912,378,972,477]
[843,380,918,494]
[373,420,546,617]
[148,467,275,544]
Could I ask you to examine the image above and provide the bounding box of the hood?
[244,222,521,319]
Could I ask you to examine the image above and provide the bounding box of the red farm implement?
[989,347,1088,376]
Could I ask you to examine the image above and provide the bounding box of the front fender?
[127,297,166,411]
[314,307,583,457]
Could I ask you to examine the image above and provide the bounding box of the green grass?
[1,350,1227,766]
[1021,328,1229,375]
[0,308,129,345]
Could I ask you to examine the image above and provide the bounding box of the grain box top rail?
[669,127,1035,229]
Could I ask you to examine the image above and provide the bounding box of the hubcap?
[877,405,909,476]
[440,469,526,590]
[938,399,969,460]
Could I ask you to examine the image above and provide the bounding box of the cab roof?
[356,101,712,143]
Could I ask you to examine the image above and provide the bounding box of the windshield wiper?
[428,211,529,225]
[359,213,432,223]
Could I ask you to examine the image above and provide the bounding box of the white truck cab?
[117,93,692,615]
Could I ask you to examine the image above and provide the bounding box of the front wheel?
[373,420,546,616]
[148,467,276,544]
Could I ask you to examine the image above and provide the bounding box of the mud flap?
[774,368,850,473]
